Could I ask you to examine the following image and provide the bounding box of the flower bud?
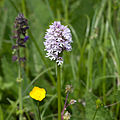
[65,85,73,93]
[70,99,77,105]
[63,111,71,120]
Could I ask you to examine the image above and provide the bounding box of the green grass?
[0,0,120,119]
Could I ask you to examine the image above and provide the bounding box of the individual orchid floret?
[63,111,71,120]
[70,99,77,105]
[44,21,72,65]
[12,13,29,62]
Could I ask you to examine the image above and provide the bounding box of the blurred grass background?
[0,0,120,119]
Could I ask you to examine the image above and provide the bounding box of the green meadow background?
[0,0,120,119]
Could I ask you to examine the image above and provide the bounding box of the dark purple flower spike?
[12,13,29,62]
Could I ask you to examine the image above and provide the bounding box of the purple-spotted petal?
[44,21,72,65]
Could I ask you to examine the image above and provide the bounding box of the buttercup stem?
[37,102,41,120]
[57,65,61,120]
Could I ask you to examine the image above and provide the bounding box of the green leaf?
[85,92,113,120]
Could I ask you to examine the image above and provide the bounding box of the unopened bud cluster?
[65,85,73,93]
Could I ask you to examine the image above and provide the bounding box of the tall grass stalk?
[102,0,111,104]
[65,0,68,24]
[110,23,120,118]
[87,0,107,91]
[57,65,61,120]
[102,20,108,104]
[22,0,26,17]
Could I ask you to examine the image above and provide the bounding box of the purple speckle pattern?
[44,21,72,65]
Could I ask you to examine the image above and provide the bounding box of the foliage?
[0,0,120,119]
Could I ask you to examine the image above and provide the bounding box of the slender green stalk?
[19,83,23,120]
[102,21,108,104]
[57,65,61,120]
[65,0,69,24]
[0,106,4,120]
[45,0,54,19]
[18,50,23,120]
[25,112,31,120]
[112,0,120,117]
[9,0,19,13]
[92,108,98,120]
[116,104,119,118]
[22,0,26,16]
[102,0,111,104]
[37,102,41,120]
[86,0,107,92]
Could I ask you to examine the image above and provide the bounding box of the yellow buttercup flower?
[29,86,46,101]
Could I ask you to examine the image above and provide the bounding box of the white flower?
[56,57,63,66]
[65,85,73,93]
[63,111,71,120]
[70,99,77,105]
[44,21,72,65]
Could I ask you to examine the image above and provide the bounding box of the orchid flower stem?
[57,65,61,120]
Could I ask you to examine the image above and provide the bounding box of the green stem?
[25,111,31,120]
[57,65,61,120]
[65,0,69,24]
[18,51,23,120]
[86,48,93,91]
[19,83,22,120]
[9,0,19,13]
[37,102,41,120]
[92,108,98,120]
[22,0,26,16]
